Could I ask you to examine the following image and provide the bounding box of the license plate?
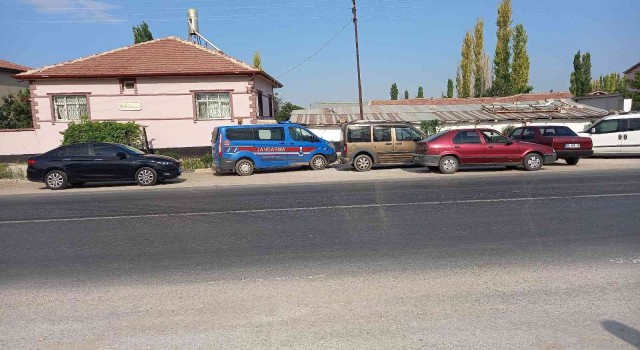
[565,143,580,149]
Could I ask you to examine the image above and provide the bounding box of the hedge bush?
[62,117,144,148]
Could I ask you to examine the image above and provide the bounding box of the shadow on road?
[37,178,188,191]
[601,320,640,349]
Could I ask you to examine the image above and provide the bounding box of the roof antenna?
[187,9,221,51]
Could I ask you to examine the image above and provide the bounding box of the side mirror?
[116,152,127,159]
[506,139,513,145]
[590,128,596,134]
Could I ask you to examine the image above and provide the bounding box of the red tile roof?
[0,59,31,72]
[369,92,573,106]
[15,36,282,87]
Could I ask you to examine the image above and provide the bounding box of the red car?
[413,128,556,174]
[509,125,593,165]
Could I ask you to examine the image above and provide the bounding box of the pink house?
[2,36,282,157]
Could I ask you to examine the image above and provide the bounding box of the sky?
[1,0,638,106]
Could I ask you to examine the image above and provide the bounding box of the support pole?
[352,0,364,120]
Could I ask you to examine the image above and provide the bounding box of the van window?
[522,128,536,140]
[347,126,371,142]
[373,126,392,142]
[289,127,315,142]
[254,127,285,141]
[592,119,625,134]
[226,128,254,140]
[395,127,423,142]
[628,118,640,131]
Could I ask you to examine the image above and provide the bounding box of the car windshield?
[119,144,146,155]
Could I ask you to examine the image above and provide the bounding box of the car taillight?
[342,142,347,157]
[27,159,36,166]
[218,137,223,156]
[415,142,428,154]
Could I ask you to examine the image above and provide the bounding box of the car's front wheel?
[310,154,327,170]
[235,159,254,176]
[438,156,459,174]
[565,157,579,165]
[45,170,68,190]
[523,153,543,171]
[136,167,158,186]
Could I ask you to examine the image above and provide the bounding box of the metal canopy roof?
[290,99,608,126]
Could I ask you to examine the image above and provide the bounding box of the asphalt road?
[1,170,640,349]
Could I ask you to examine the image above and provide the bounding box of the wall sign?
[119,102,142,111]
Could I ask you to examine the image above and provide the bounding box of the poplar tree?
[252,51,263,70]
[511,24,531,94]
[455,66,462,97]
[569,51,592,97]
[492,0,512,96]
[472,18,485,97]
[390,83,399,100]
[447,79,454,98]
[459,31,473,98]
[417,86,424,98]
[404,90,410,99]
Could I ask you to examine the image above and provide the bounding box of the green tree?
[455,66,462,97]
[581,52,592,96]
[252,51,262,70]
[132,21,153,44]
[592,73,626,93]
[275,102,303,122]
[447,79,454,98]
[491,0,512,96]
[390,83,399,100]
[0,89,33,129]
[511,24,531,94]
[404,90,410,99]
[420,120,442,136]
[473,18,485,97]
[417,86,424,98]
[459,31,473,98]
[569,51,592,97]
[569,51,583,96]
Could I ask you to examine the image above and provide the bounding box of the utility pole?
[352,0,364,120]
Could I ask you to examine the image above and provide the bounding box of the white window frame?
[194,91,232,120]
[52,94,89,122]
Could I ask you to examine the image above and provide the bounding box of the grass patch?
[179,153,213,170]
[0,163,25,179]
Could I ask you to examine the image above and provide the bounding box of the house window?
[257,91,264,117]
[195,92,231,120]
[122,79,136,93]
[53,95,88,121]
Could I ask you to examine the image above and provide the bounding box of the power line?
[276,21,351,79]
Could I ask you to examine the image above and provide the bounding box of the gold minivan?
[339,122,426,171]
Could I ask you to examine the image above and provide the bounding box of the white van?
[578,113,640,155]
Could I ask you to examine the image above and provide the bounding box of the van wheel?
[523,153,543,171]
[235,159,254,176]
[565,157,579,165]
[45,170,68,190]
[439,156,458,174]
[310,155,327,170]
[353,154,372,172]
[136,167,158,186]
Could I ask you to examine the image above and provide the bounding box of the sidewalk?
[1,158,639,196]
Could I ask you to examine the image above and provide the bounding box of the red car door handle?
[454,146,461,149]
[488,145,495,149]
